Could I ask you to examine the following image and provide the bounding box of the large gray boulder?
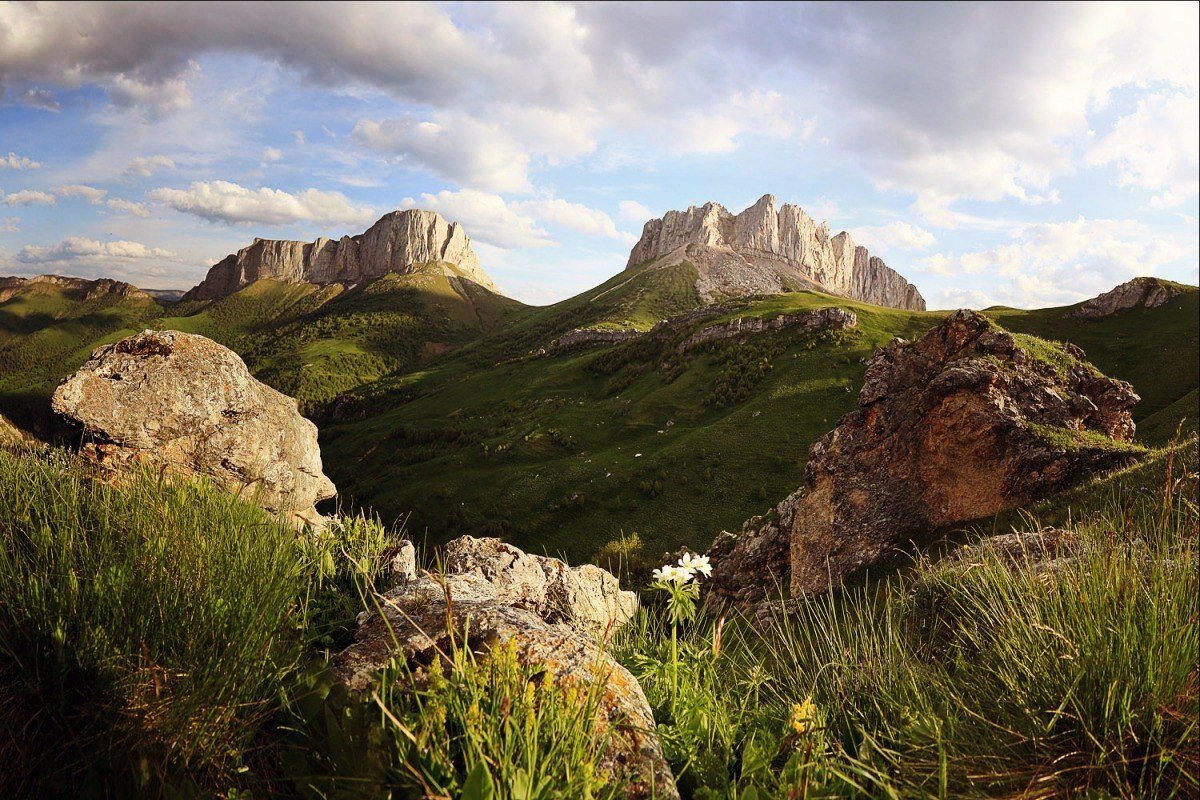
[52,329,335,525]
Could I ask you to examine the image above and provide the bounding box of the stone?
[51,329,336,525]
[626,194,925,311]
[784,311,1141,596]
[183,209,497,300]
[332,536,670,799]
[702,488,801,611]
[1066,276,1184,319]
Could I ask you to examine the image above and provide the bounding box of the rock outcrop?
[786,310,1141,595]
[675,307,856,354]
[333,536,671,799]
[51,329,335,524]
[1067,277,1185,319]
[703,488,802,610]
[0,274,153,304]
[183,209,496,301]
[627,195,925,311]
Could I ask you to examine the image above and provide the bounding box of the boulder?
[787,310,1141,596]
[1066,277,1183,319]
[333,536,672,799]
[51,329,335,525]
[702,488,801,610]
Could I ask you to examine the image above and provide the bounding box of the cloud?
[293,130,306,145]
[514,198,635,244]
[2,190,56,206]
[57,184,108,203]
[1,152,40,170]
[618,200,654,224]
[151,180,375,227]
[124,155,176,177]
[0,217,19,233]
[916,217,1188,306]
[9,87,60,111]
[263,146,282,162]
[106,197,151,217]
[1087,89,1200,208]
[353,114,534,193]
[18,236,176,263]
[401,188,552,249]
[853,221,936,253]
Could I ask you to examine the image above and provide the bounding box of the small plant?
[649,552,711,705]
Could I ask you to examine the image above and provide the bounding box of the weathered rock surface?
[333,536,671,799]
[784,310,1141,596]
[183,209,496,300]
[0,273,153,304]
[541,327,642,354]
[703,488,802,610]
[1067,276,1185,319]
[675,307,856,354]
[51,329,335,524]
[627,194,925,311]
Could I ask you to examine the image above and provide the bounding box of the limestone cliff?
[627,195,925,311]
[183,209,496,301]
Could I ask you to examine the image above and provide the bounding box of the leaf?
[461,762,495,800]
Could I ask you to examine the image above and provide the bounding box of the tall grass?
[619,440,1199,798]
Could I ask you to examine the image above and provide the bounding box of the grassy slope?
[0,266,520,432]
[324,282,1199,563]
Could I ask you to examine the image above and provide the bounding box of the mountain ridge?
[627,194,926,311]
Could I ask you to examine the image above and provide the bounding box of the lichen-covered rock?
[333,536,672,799]
[788,310,1141,596]
[1066,276,1184,319]
[51,329,335,524]
[437,536,638,635]
[702,488,802,611]
[183,208,496,300]
[627,194,925,310]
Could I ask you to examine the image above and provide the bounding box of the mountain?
[183,209,496,300]
[626,194,926,311]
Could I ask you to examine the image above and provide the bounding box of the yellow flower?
[790,697,819,736]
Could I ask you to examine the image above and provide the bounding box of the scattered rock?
[1066,276,1184,319]
[627,194,925,310]
[51,329,336,525]
[785,310,1140,596]
[183,208,496,300]
[539,327,641,355]
[333,536,672,799]
[702,488,802,611]
[943,527,1082,572]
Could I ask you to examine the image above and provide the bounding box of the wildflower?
[790,697,819,736]
[652,563,694,584]
[678,551,712,578]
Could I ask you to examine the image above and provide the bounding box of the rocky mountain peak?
[182,208,496,301]
[625,194,925,311]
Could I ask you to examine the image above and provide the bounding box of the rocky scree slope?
[184,209,497,300]
[627,194,925,311]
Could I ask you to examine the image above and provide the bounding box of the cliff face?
[627,195,926,311]
[184,209,495,301]
[0,274,152,304]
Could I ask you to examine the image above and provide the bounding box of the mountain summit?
[183,209,496,301]
[627,194,925,311]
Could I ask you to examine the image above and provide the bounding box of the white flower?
[652,563,695,584]
[678,552,712,579]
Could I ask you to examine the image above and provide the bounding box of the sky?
[0,1,1196,309]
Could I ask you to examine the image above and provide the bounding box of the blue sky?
[1,2,1196,308]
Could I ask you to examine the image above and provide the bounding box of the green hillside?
[322,283,1199,563]
[0,266,520,434]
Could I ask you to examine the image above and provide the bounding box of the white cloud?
[514,198,635,244]
[124,155,176,178]
[10,88,60,111]
[0,217,19,233]
[1087,90,1200,208]
[618,200,654,223]
[1,152,40,170]
[401,188,552,249]
[916,217,1187,306]
[18,236,176,263]
[353,114,534,193]
[293,130,306,145]
[263,146,283,162]
[106,197,151,217]
[108,67,196,117]
[151,180,375,227]
[853,221,936,253]
[57,184,108,203]
[3,190,56,206]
